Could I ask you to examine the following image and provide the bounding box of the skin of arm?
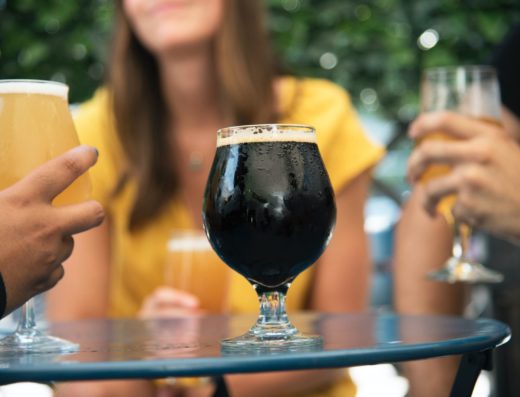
[394,187,466,397]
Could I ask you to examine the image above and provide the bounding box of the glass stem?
[258,290,288,325]
[452,222,471,260]
[16,299,36,335]
[251,287,297,339]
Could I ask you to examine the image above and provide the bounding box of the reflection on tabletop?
[0,312,509,367]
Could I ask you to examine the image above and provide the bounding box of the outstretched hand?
[0,145,104,316]
[407,111,520,242]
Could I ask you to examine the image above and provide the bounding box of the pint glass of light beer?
[165,230,230,313]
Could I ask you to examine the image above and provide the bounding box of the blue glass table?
[0,313,510,397]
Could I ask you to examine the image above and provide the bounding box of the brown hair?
[108,0,277,231]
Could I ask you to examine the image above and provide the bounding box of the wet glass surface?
[0,312,510,383]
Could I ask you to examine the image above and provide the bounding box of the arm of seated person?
[394,188,466,397]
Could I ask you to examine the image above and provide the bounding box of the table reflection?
[0,312,509,385]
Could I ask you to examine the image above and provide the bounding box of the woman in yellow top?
[48,1,384,396]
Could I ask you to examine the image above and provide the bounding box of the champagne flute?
[202,124,336,352]
[0,80,91,353]
[419,66,504,283]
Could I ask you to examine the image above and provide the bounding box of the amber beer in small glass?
[419,66,503,283]
[0,80,91,353]
[165,231,230,313]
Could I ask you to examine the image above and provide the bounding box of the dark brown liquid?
[202,140,336,289]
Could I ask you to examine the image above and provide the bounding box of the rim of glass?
[424,65,497,79]
[0,79,68,98]
[218,124,315,137]
[168,230,210,251]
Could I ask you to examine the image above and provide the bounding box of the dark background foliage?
[1,0,519,118]
[269,0,520,121]
[1,0,519,194]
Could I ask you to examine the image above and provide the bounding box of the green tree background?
[1,0,519,194]
[1,0,518,118]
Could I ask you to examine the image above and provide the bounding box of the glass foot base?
[221,331,323,355]
[0,328,79,354]
[428,256,504,284]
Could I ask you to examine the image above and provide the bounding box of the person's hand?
[138,287,201,319]
[407,111,520,241]
[0,145,104,316]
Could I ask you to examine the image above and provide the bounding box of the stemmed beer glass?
[202,124,336,351]
[420,66,504,283]
[0,80,91,353]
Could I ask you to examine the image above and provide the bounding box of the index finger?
[21,145,98,201]
[407,139,483,183]
[409,111,502,141]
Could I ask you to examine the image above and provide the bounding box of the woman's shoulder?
[278,76,355,120]
[74,87,119,145]
[297,76,350,96]
[73,87,124,205]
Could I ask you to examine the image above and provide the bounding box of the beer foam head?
[217,124,316,147]
[168,233,211,252]
[0,80,68,99]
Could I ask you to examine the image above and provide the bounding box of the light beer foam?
[0,81,68,99]
[217,129,316,147]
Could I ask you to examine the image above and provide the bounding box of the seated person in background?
[0,146,103,318]
[47,1,384,397]
[394,24,520,397]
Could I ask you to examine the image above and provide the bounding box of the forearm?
[311,171,371,312]
[312,238,370,312]
[394,188,465,397]
[394,188,466,315]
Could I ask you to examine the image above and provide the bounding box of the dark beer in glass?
[203,124,336,351]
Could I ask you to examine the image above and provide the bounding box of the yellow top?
[74,76,384,397]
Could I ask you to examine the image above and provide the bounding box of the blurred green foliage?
[1,0,519,123]
[269,0,520,122]
[0,0,113,102]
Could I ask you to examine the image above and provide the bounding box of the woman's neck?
[158,46,221,130]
